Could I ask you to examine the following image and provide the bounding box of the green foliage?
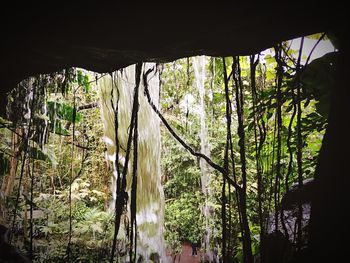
[0,34,333,262]
[77,70,91,93]
[47,100,81,122]
[0,69,115,262]
[160,37,332,261]
[165,192,204,242]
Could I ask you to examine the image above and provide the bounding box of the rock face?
[267,180,315,248]
[0,3,348,262]
[0,3,334,95]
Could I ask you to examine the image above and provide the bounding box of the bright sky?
[289,36,336,62]
[261,35,336,64]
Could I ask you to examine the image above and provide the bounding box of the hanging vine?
[110,71,121,261]
[110,63,142,262]
[143,66,240,191]
[222,57,242,260]
[273,45,284,233]
[129,65,141,263]
[295,37,305,251]
[0,33,331,262]
[10,79,36,244]
[29,138,35,260]
[232,56,254,263]
[249,54,266,261]
[67,84,77,262]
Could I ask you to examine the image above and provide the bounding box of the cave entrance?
[0,34,335,262]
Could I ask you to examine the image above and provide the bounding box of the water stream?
[192,56,213,261]
[98,64,167,261]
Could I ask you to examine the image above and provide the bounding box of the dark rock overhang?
[0,4,349,261]
[0,3,339,94]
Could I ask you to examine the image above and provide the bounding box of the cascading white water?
[98,63,167,261]
[193,56,210,195]
[192,56,213,261]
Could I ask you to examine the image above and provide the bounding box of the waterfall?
[192,56,213,261]
[98,63,167,261]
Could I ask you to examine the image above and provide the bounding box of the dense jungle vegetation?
[0,33,335,262]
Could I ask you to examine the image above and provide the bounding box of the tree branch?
[77,102,98,111]
[143,66,242,192]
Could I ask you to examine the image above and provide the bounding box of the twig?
[77,102,98,111]
[304,33,326,67]
[143,67,241,191]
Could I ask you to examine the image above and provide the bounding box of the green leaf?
[47,101,81,123]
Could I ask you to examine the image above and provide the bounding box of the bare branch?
[143,66,242,192]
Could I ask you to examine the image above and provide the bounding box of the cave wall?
[1,3,348,261]
[0,3,330,96]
